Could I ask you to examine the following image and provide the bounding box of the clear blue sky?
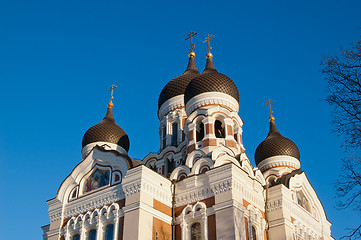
[0,0,360,239]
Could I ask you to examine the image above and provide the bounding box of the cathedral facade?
[42,43,332,240]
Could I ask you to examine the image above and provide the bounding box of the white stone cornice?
[258,155,300,172]
[185,92,239,115]
[158,95,185,119]
[122,166,173,206]
[82,142,127,158]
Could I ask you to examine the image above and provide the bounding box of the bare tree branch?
[322,39,361,239]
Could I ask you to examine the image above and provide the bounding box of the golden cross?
[185,32,197,53]
[108,85,117,103]
[265,99,275,118]
[203,34,214,53]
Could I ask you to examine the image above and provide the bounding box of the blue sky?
[0,0,360,239]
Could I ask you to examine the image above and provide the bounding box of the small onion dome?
[184,54,239,105]
[255,119,300,166]
[82,106,130,152]
[158,54,200,110]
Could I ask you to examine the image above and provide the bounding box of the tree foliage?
[322,39,361,239]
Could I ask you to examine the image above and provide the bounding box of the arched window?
[251,226,257,240]
[196,122,204,142]
[105,224,114,240]
[88,229,96,240]
[171,122,178,146]
[200,165,210,174]
[191,222,202,240]
[167,157,175,175]
[178,172,187,181]
[72,234,80,240]
[150,162,157,171]
[215,120,225,138]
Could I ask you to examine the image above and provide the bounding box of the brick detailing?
[226,125,233,136]
[152,217,172,240]
[175,224,182,240]
[205,123,213,135]
[188,144,195,153]
[116,199,125,208]
[208,214,217,240]
[203,139,217,147]
[245,217,249,240]
[118,217,124,240]
[225,140,237,148]
[189,130,194,141]
[153,199,172,216]
[243,199,250,209]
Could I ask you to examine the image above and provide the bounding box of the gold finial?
[108,85,117,108]
[185,32,197,57]
[203,34,214,58]
[265,99,275,121]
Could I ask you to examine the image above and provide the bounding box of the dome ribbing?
[82,107,130,152]
[184,56,239,104]
[255,120,300,166]
[158,56,200,109]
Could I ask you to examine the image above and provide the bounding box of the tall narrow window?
[105,224,114,240]
[171,122,178,146]
[251,226,257,240]
[162,126,166,149]
[89,229,96,240]
[72,234,80,240]
[215,120,225,138]
[191,222,202,240]
[168,157,174,174]
[196,123,204,142]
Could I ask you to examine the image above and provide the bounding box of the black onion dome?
[82,107,130,152]
[255,120,300,166]
[184,57,239,104]
[158,56,200,109]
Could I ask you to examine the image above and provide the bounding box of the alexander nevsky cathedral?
[42,34,333,240]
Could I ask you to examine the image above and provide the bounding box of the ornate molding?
[258,155,300,172]
[185,92,239,115]
[158,95,185,119]
[64,187,124,219]
[122,166,173,206]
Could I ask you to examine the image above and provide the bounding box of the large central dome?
[184,55,239,105]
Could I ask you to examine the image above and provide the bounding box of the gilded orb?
[188,51,196,58]
[206,52,213,59]
[108,102,114,108]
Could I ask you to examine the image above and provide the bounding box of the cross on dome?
[108,85,117,108]
[203,34,214,58]
[185,31,197,57]
[265,99,275,121]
